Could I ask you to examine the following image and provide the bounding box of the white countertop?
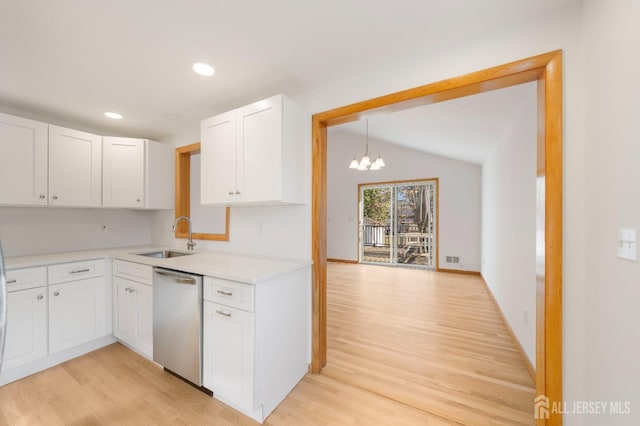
[5,246,311,284]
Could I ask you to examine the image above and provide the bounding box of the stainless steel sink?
[136,250,193,259]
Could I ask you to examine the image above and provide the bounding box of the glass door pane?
[360,186,393,264]
[396,183,435,268]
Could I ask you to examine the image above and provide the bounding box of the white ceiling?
[0,0,578,140]
[330,82,536,164]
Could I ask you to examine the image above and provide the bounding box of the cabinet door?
[113,276,136,345]
[102,137,145,208]
[201,111,237,205]
[236,95,283,203]
[1,287,47,371]
[113,277,152,357]
[0,113,48,205]
[203,302,254,410]
[132,281,153,358]
[48,125,102,207]
[49,277,106,354]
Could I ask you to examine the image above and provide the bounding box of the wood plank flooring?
[0,263,534,425]
[324,263,535,425]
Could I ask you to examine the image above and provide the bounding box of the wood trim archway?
[311,50,563,425]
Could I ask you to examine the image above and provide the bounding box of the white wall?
[0,207,153,257]
[481,84,537,367]
[582,0,640,423]
[328,130,481,271]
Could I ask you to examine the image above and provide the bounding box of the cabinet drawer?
[48,259,105,284]
[203,277,254,312]
[6,266,47,292]
[113,259,152,285]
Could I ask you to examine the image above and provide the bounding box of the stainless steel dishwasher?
[153,268,203,386]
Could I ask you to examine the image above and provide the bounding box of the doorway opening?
[359,179,437,270]
[311,50,563,423]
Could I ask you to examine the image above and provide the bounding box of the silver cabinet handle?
[216,290,233,296]
[37,294,43,300]
[216,310,231,317]
[7,279,16,284]
[52,195,58,200]
[70,268,90,274]
[129,288,135,293]
[39,194,46,199]
[53,291,60,296]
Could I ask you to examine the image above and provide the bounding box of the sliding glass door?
[360,180,437,269]
[360,185,393,264]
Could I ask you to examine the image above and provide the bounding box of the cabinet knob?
[39,194,46,199]
[235,191,241,195]
[52,195,58,200]
[228,191,234,195]
[37,294,44,300]
[53,291,60,296]
[136,198,141,202]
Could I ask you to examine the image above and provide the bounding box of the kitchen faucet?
[172,216,196,250]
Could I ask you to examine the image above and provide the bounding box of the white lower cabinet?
[202,268,310,423]
[1,287,47,371]
[49,276,106,354]
[113,276,153,358]
[203,301,254,410]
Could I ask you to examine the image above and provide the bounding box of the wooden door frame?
[311,50,563,425]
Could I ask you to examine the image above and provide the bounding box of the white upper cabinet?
[103,137,174,209]
[0,112,48,206]
[201,94,305,206]
[103,137,144,208]
[49,125,102,207]
[201,111,236,205]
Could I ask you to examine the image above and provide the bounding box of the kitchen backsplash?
[0,207,153,257]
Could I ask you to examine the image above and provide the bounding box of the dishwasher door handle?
[154,270,197,285]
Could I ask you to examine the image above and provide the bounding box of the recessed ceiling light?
[193,62,215,76]
[104,112,123,120]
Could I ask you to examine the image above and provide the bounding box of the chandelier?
[348,119,386,171]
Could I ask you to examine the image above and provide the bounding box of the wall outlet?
[452,256,459,263]
[617,228,637,261]
[446,256,452,263]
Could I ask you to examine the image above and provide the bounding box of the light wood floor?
[325,263,535,425]
[0,263,534,425]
